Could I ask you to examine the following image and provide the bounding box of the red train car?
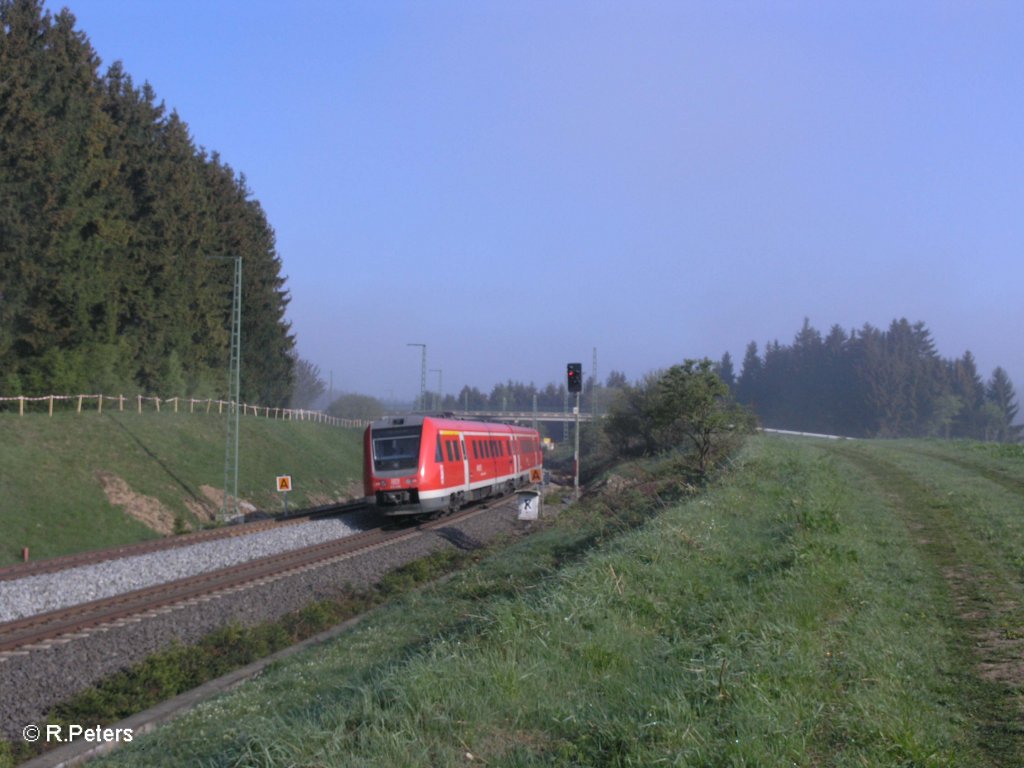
[363,414,543,516]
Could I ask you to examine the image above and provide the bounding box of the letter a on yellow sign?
[276,475,292,492]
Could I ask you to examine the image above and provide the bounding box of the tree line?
[0,0,294,405]
[311,315,1019,448]
[728,318,1021,441]
[314,372,630,420]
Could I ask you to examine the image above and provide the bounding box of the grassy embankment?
[81,435,1024,767]
[0,410,364,566]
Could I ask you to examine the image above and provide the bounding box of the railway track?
[0,499,366,582]
[0,502,495,658]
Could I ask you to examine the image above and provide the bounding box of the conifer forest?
[0,0,294,405]
[729,318,1021,441]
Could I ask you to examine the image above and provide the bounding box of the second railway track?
[0,501,496,658]
[0,499,366,583]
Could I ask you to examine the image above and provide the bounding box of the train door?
[442,428,468,505]
[460,435,470,496]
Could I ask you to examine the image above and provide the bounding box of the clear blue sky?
[59,0,1024,403]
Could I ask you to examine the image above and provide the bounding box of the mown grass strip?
[82,437,989,767]
[898,440,1024,500]
[824,440,1024,767]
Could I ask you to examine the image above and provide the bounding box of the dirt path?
[826,443,1024,766]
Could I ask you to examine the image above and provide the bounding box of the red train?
[363,414,543,516]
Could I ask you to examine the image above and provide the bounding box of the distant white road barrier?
[760,427,855,441]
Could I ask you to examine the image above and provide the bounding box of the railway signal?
[567,362,582,500]
[567,362,582,393]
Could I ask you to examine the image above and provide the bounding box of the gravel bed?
[0,509,379,623]
[0,499,531,741]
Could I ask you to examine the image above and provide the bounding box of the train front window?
[372,426,421,472]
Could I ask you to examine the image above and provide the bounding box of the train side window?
[445,441,454,462]
[436,436,443,462]
[472,442,478,459]
[454,441,461,461]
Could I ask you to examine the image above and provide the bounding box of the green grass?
[0,411,364,565]
[80,435,1024,767]
[825,439,1024,766]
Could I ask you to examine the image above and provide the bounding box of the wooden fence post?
[155,397,160,413]
[173,397,179,413]
[49,395,54,417]
[137,395,142,414]
[119,394,124,412]
[19,396,24,416]
[77,395,83,414]
[98,395,103,414]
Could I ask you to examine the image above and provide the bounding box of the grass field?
[77,435,1024,767]
[0,411,364,566]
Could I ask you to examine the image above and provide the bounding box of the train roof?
[367,413,539,434]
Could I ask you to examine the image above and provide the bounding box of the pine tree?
[986,367,1022,443]
[948,351,985,438]
[735,341,761,409]
[714,351,735,391]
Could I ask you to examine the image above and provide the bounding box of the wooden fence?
[0,394,369,428]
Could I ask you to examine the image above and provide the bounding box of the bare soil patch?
[95,471,176,535]
[184,492,218,524]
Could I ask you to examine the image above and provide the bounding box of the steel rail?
[0,500,501,656]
